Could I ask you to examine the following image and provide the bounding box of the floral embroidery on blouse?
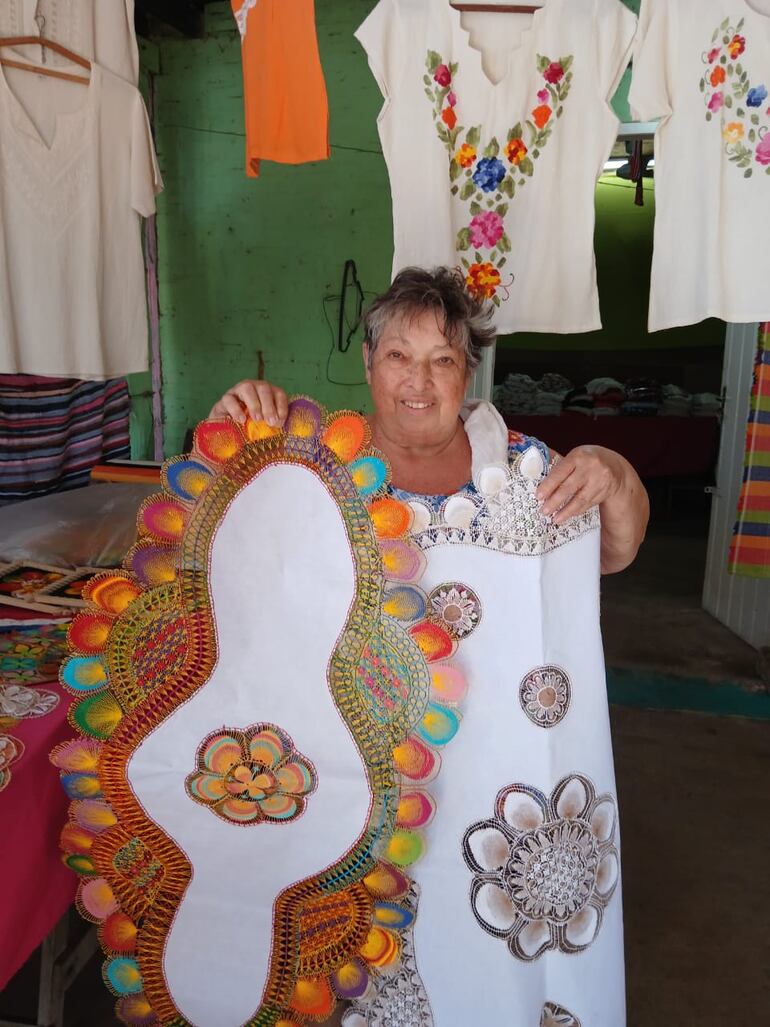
[387,432,550,512]
[700,16,770,175]
[424,51,574,303]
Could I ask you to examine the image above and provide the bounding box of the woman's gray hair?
[363,267,496,373]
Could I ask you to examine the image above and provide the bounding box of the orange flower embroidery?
[505,138,528,165]
[442,107,458,130]
[466,262,501,299]
[727,34,745,59]
[722,121,745,144]
[710,65,726,87]
[532,104,552,129]
[454,143,477,168]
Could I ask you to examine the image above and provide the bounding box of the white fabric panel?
[127,465,373,1027]
[411,530,624,1025]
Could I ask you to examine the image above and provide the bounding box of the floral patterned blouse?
[388,430,550,511]
[355,0,637,334]
[631,0,770,330]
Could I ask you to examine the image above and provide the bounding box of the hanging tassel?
[630,140,644,207]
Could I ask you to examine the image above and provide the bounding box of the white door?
[702,323,770,649]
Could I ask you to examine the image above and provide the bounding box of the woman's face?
[364,309,470,447]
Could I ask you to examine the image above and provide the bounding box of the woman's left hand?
[535,445,626,525]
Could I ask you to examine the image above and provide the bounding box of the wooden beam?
[134,0,205,38]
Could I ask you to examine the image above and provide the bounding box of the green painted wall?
[146,0,719,457]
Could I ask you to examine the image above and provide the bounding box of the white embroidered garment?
[345,405,624,1025]
[0,0,139,84]
[355,0,637,334]
[630,0,770,331]
[0,62,162,377]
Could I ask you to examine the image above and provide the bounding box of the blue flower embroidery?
[472,157,506,193]
[747,84,768,107]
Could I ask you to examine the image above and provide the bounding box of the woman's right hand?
[208,380,289,427]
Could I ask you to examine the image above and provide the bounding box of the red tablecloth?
[0,622,77,991]
[507,415,720,478]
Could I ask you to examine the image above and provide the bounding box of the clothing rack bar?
[450,4,543,12]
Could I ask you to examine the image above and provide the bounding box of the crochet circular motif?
[519,665,571,728]
[504,821,599,922]
[428,581,482,638]
[186,723,317,825]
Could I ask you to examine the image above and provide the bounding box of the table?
[506,415,721,478]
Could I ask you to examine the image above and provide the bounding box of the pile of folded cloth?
[494,373,573,417]
[622,378,663,416]
[587,378,625,416]
[660,384,693,416]
[691,392,722,417]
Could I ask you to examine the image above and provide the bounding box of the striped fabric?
[729,322,770,578]
[0,376,131,505]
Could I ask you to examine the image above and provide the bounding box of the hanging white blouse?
[0,62,162,378]
[0,0,139,84]
[630,0,770,331]
[355,0,637,335]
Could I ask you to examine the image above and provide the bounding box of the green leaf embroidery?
[470,200,482,215]
[456,228,471,251]
[500,177,515,198]
[474,251,483,263]
[486,198,495,209]
[450,160,463,182]
[532,148,541,159]
[459,180,476,201]
[561,55,574,73]
[706,112,712,122]
[736,63,743,76]
[451,185,459,196]
[484,138,500,158]
[725,95,733,108]
[736,17,744,31]
[737,108,745,118]
[537,54,550,73]
[752,114,760,125]
[498,234,512,253]
[427,51,442,73]
[498,257,507,268]
[744,168,753,178]
[519,156,535,177]
[765,166,770,175]
[496,203,509,217]
[424,88,434,101]
[466,126,482,147]
[749,129,757,143]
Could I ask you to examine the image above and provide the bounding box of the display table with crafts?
[505,415,721,479]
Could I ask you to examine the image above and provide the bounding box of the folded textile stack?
[493,374,539,416]
[622,378,663,417]
[536,372,573,414]
[587,377,624,416]
[691,392,722,417]
[563,387,594,415]
[661,384,693,417]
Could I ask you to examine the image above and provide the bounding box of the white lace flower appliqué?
[462,774,619,961]
[519,665,571,728]
[428,582,482,639]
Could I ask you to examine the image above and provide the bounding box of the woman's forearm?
[599,458,650,574]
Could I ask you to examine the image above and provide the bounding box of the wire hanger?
[0,36,91,86]
[450,3,543,12]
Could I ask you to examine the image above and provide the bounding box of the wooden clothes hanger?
[0,36,91,86]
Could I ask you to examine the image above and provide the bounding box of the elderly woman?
[209,266,648,1027]
[211,267,648,574]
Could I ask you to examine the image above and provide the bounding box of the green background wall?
[137,0,722,457]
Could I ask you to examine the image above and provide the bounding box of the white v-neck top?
[0,62,162,378]
[630,0,770,331]
[355,0,637,335]
[0,0,139,84]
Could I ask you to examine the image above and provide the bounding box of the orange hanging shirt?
[232,0,330,177]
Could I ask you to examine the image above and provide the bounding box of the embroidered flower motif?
[463,774,619,961]
[707,47,721,63]
[0,683,59,720]
[186,724,317,825]
[505,137,528,165]
[447,91,457,108]
[442,106,458,130]
[728,34,746,59]
[434,63,452,87]
[543,61,565,84]
[0,734,25,793]
[541,1003,582,1027]
[519,666,571,728]
[723,121,745,144]
[428,583,482,638]
[537,88,549,104]
[469,211,504,249]
[710,65,726,87]
[708,92,725,112]
[747,84,768,108]
[472,156,507,193]
[532,104,552,129]
[454,143,477,168]
[466,262,502,299]
[756,133,770,165]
